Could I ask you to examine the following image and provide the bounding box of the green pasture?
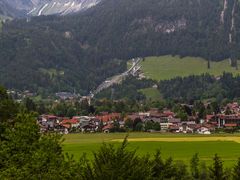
[39,68,64,79]
[139,88,162,100]
[63,133,240,167]
[141,56,240,81]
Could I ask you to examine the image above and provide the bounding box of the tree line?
[159,73,240,102]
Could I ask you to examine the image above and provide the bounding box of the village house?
[144,109,176,123]
[102,124,114,133]
[60,119,80,129]
[54,124,69,134]
[195,124,213,134]
[39,115,59,129]
[160,123,173,131]
[224,102,240,114]
[96,112,121,125]
[73,116,91,127]
[168,118,181,124]
[67,116,101,132]
[217,114,240,128]
[206,113,240,129]
[126,113,146,122]
[177,121,196,133]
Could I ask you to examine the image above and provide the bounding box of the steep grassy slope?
[141,56,240,81]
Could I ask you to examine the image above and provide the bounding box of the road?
[90,57,142,97]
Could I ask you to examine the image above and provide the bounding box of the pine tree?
[209,154,226,180]
[152,150,165,179]
[233,158,240,180]
[191,153,200,179]
[91,136,151,180]
[199,162,209,180]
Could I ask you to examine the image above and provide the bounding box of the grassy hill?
[141,56,240,81]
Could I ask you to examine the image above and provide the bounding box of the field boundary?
[111,137,240,143]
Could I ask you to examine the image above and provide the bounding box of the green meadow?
[139,88,162,100]
[63,133,240,167]
[141,56,240,81]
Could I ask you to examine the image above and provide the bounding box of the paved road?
[90,58,142,97]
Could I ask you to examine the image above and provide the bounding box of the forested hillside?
[158,73,240,102]
[0,0,240,94]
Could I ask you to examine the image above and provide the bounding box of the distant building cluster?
[55,92,79,100]
[37,102,240,134]
[7,90,36,102]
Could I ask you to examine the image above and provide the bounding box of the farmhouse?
[39,115,59,129]
[102,124,113,133]
[60,119,80,129]
[195,124,214,134]
[217,114,240,128]
[126,113,145,121]
[96,113,121,124]
[224,102,240,114]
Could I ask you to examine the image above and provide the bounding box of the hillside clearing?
[139,88,162,100]
[141,56,240,81]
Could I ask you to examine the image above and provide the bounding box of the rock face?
[4,0,43,11]
[0,0,101,17]
[0,0,26,18]
[28,0,101,16]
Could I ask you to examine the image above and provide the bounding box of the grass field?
[39,68,64,79]
[139,88,162,100]
[63,133,240,167]
[141,56,240,81]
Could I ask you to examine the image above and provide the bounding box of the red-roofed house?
[102,124,114,133]
[163,111,175,117]
[96,113,121,124]
[216,114,240,128]
[41,115,59,128]
[60,119,80,129]
[206,115,215,122]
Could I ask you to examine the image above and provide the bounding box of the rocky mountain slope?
[0,0,100,17]
[0,0,25,18]
[28,0,101,16]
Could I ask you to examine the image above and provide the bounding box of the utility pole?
[111,88,115,100]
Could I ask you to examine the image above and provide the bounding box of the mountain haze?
[0,0,240,94]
